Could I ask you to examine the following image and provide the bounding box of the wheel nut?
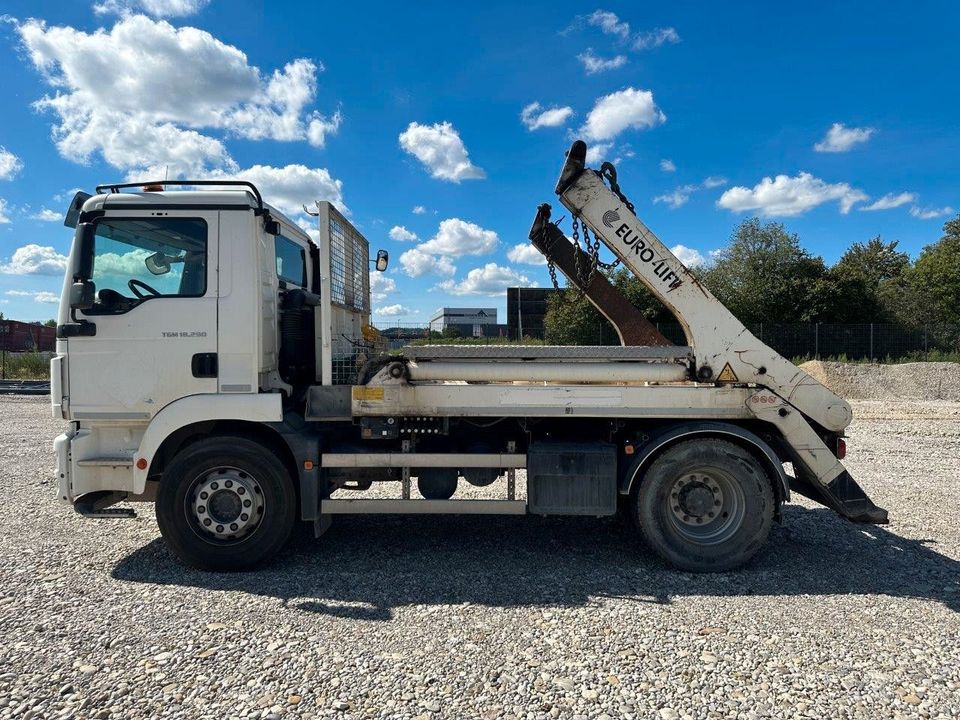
[203,518,211,526]
[714,500,721,506]
[237,487,245,495]
[240,513,249,521]
[243,500,251,508]
[225,480,233,488]
[211,482,219,490]
[198,506,205,513]
[216,525,224,533]
[230,523,238,531]
[200,491,208,500]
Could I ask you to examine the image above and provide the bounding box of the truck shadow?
[111,506,960,619]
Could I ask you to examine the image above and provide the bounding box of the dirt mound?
[800,361,960,401]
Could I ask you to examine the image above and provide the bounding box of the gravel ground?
[801,361,960,402]
[1,395,959,720]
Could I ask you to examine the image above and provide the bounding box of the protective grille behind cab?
[328,206,369,313]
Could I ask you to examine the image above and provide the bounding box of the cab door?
[66,210,219,420]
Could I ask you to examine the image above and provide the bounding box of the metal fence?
[372,321,960,360]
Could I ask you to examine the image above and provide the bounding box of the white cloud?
[412,205,426,215]
[417,218,498,256]
[31,208,62,222]
[305,109,342,148]
[398,121,485,182]
[859,192,917,211]
[581,88,665,142]
[0,148,23,181]
[54,187,85,202]
[389,225,418,242]
[633,27,680,51]
[654,185,698,209]
[584,142,613,166]
[507,244,547,266]
[577,49,627,75]
[374,303,412,317]
[571,12,679,54]
[659,159,676,173]
[16,16,339,178]
[670,244,707,267]
[222,164,345,218]
[0,199,10,224]
[399,248,455,278]
[520,102,575,130]
[585,10,631,40]
[5,289,60,304]
[95,248,155,276]
[437,263,536,297]
[910,205,955,220]
[1,244,69,275]
[702,176,728,189]
[814,123,875,153]
[93,0,210,17]
[369,272,396,302]
[717,172,868,216]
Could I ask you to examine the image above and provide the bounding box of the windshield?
[87,217,207,312]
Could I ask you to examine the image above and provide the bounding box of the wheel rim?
[665,466,745,545]
[187,466,265,543]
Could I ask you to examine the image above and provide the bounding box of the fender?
[133,393,283,494]
[621,421,790,504]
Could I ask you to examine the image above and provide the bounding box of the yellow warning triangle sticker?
[716,363,739,382]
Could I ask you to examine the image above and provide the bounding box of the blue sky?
[0,1,957,323]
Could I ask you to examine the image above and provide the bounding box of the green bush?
[1,351,50,380]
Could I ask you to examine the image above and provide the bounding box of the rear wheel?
[634,439,774,572]
[156,436,296,571]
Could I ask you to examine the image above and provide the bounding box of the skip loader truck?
[51,141,888,572]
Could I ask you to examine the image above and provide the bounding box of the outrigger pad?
[822,471,889,524]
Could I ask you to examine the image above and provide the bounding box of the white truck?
[51,142,887,572]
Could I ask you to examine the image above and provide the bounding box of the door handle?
[191,353,218,378]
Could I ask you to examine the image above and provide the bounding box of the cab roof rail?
[94,180,264,212]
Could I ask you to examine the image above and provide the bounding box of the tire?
[156,436,296,572]
[416,468,458,500]
[633,438,774,572]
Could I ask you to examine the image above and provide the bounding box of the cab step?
[74,491,137,518]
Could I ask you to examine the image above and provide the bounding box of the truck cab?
[53,182,375,537]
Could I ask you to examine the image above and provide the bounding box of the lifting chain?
[543,157,642,299]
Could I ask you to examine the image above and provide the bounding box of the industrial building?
[428,307,504,337]
[506,287,559,340]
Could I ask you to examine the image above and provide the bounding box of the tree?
[818,236,911,322]
[909,214,960,329]
[700,218,828,323]
[543,268,679,345]
[43,319,57,327]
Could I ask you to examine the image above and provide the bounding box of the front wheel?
[156,436,296,571]
[633,438,775,572]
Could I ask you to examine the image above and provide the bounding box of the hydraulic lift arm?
[551,141,887,524]
[528,204,671,346]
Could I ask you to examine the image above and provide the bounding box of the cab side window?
[275,235,307,287]
[86,217,207,314]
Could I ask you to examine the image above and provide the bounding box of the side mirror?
[69,280,95,311]
[145,252,173,275]
[71,222,96,281]
[375,249,389,272]
[63,191,92,229]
